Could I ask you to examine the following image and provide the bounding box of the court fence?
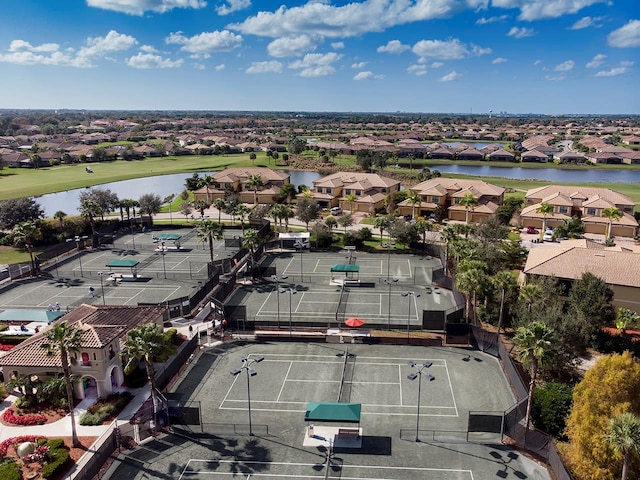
[469,324,575,480]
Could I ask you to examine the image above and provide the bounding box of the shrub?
[0,459,20,480]
[41,447,70,480]
[0,436,45,457]
[81,392,132,425]
[45,439,65,450]
[79,412,101,426]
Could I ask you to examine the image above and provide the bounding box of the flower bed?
[0,344,15,351]
[0,436,70,480]
[0,436,45,457]
[2,408,47,426]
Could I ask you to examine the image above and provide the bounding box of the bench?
[337,428,360,439]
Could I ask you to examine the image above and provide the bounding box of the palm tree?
[602,207,623,241]
[415,219,434,247]
[246,174,264,205]
[202,175,214,203]
[407,190,422,219]
[121,323,169,425]
[440,225,459,275]
[280,183,297,203]
[492,270,517,336]
[345,193,358,214]
[374,216,390,243]
[41,322,83,447]
[54,210,67,230]
[269,204,283,232]
[249,152,257,165]
[281,205,294,232]
[519,283,542,313]
[536,202,555,242]
[213,198,226,223]
[604,412,640,480]
[80,199,101,247]
[554,216,585,239]
[513,321,554,432]
[455,270,476,323]
[197,219,224,263]
[242,228,261,279]
[233,204,251,234]
[13,220,42,275]
[459,192,478,224]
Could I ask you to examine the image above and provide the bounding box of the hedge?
[0,460,20,480]
[41,446,70,480]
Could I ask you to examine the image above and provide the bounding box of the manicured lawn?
[0,246,40,265]
[0,152,276,201]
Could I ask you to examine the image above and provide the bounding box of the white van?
[330,206,342,215]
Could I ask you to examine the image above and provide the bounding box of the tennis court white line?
[182,459,474,480]
[219,404,459,416]
[276,362,293,401]
[444,359,459,417]
[255,354,447,365]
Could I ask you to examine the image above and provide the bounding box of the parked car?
[330,206,342,215]
[526,226,538,234]
[542,229,554,242]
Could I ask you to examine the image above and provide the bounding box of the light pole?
[382,242,396,280]
[381,277,399,330]
[402,291,420,344]
[230,355,264,436]
[159,243,168,279]
[279,287,297,338]
[293,239,309,283]
[271,274,288,329]
[66,235,89,277]
[407,360,435,442]
[97,272,106,305]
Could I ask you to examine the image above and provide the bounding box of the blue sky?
[0,0,638,114]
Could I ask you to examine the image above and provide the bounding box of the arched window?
[81,352,90,366]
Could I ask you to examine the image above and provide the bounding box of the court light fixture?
[229,355,265,436]
[407,360,435,442]
[401,291,420,344]
[381,276,399,331]
[279,288,297,338]
[271,274,289,329]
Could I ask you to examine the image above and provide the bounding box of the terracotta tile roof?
[524,246,640,288]
[410,178,504,198]
[526,185,634,208]
[0,305,166,369]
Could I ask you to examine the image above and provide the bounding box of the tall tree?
[202,175,214,203]
[513,321,555,432]
[415,219,434,247]
[41,322,82,447]
[492,270,517,336]
[536,202,555,241]
[138,193,162,225]
[602,207,623,241]
[79,199,101,248]
[13,220,42,275]
[280,182,297,203]
[0,197,44,229]
[374,215,390,243]
[246,174,264,205]
[233,204,251,234]
[345,193,358,214]
[296,198,319,231]
[337,213,354,236]
[121,323,171,426]
[459,192,478,224]
[242,228,261,279]
[564,352,640,480]
[54,210,67,230]
[604,413,640,480]
[197,219,223,263]
[213,198,226,223]
[554,216,585,239]
[407,190,422,219]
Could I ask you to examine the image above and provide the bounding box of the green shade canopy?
[330,264,359,273]
[155,233,182,241]
[0,310,65,324]
[106,259,140,268]
[304,402,361,423]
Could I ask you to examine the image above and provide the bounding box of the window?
[345,189,351,195]
[558,206,568,214]
[432,196,440,203]
[586,208,596,216]
[109,345,115,359]
[355,190,361,195]
[326,188,332,194]
[81,352,91,366]
[381,188,386,193]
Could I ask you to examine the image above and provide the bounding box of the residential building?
[398,178,505,221]
[299,172,401,214]
[193,167,291,205]
[0,304,167,400]
[521,185,638,238]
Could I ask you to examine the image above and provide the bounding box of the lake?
[35,166,639,217]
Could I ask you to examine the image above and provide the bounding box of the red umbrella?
[345,317,366,328]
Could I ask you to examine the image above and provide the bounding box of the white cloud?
[607,20,640,48]
[216,0,250,16]
[430,61,444,68]
[267,35,318,58]
[87,0,206,16]
[492,57,507,64]
[229,0,490,39]
[476,15,508,24]
[377,40,410,54]
[9,40,59,53]
[0,47,87,67]
[507,26,534,38]
[193,63,205,70]
[351,61,367,69]
[331,42,345,49]
[534,59,542,65]
[440,71,460,82]
[215,63,226,71]
[586,53,606,68]
[407,64,428,76]
[288,52,342,77]
[545,73,566,81]
[78,30,137,59]
[166,30,242,57]
[246,61,282,74]
[595,61,634,77]
[412,38,490,61]
[554,60,574,71]
[569,16,603,30]
[492,0,607,22]
[126,53,183,68]
[139,45,158,53]
[353,71,383,80]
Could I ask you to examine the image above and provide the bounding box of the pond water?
[37,170,322,217]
